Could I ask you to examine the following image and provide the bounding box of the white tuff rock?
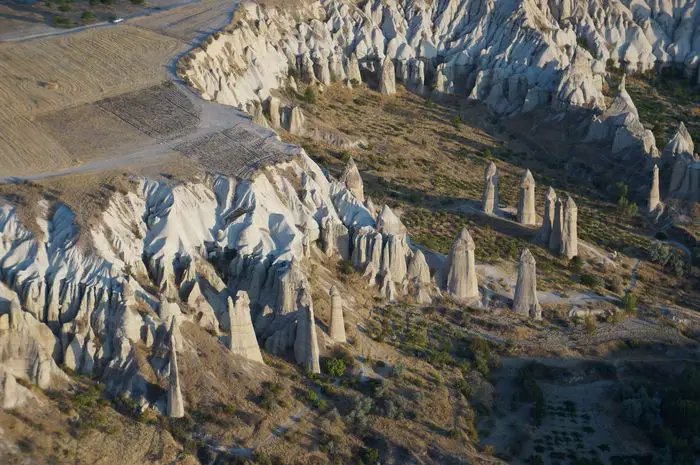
[227,292,264,363]
[517,170,537,226]
[294,288,320,374]
[512,249,542,320]
[341,158,364,203]
[561,196,578,260]
[379,56,396,96]
[166,318,184,418]
[328,285,346,344]
[444,228,479,301]
[482,162,499,214]
[536,187,557,243]
[649,165,660,213]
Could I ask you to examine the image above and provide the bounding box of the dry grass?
[0,25,183,175]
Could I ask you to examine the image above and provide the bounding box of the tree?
[325,357,346,377]
[621,292,637,313]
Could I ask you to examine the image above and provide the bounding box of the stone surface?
[548,197,564,254]
[561,196,578,259]
[380,270,397,301]
[665,122,699,202]
[517,169,536,226]
[649,164,660,213]
[227,292,264,363]
[482,162,499,214]
[266,96,281,129]
[294,288,320,374]
[251,102,269,129]
[167,318,184,418]
[512,249,542,320]
[286,106,305,135]
[536,187,557,243]
[341,158,364,203]
[379,56,396,95]
[444,228,479,301]
[328,285,346,344]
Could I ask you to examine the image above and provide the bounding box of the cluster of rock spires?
[480,164,579,259]
[251,98,306,135]
[0,139,570,415]
[181,0,700,123]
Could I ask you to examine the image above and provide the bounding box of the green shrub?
[81,10,95,20]
[302,86,317,104]
[569,256,584,272]
[362,447,380,464]
[325,357,346,377]
[621,292,637,313]
[580,274,603,288]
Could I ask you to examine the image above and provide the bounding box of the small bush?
[580,274,603,288]
[81,10,95,20]
[302,86,317,104]
[621,292,637,313]
[325,357,346,377]
[337,260,353,275]
[569,256,584,272]
[584,315,597,334]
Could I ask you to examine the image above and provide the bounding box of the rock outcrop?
[512,249,542,320]
[482,162,499,214]
[380,270,397,302]
[649,164,660,213]
[285,106,305,135]
[328,285,346,344]
[166,318,184,418]
[517,169,537,226]
[536,187,557,243]
[294,288,320,374]
[341,158,364,203]
[561,196,579,259]
[585,75,658,161]
[407,249,433,304]
[379,57,396,96]
[548,197,564,254]
[227,292,264,363]
[444,228,479,301]
[665,123,699,202]
[546,194,577,259]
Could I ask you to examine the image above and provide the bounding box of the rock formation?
[444,228,479,301]
[536,187,557,243]
[166,318,184,418]
[285,106,305,135]
[649,165,660,213]
[379,56,396,96]
[407,249,432,304]
[548,198,564,254]
[251,102,269,128]
[294,288,320,374]
[346,53,362,84]
[380,270,397,301]
[341,158,364,202]
[266,96,281,128]
[512,249,542,320]
[328,285,346,344]
[585,75,658,160]
[227,292,264,363]
[376,205,410,282]
[561,196,578,259]
[665,123,699,202]
[482,162,499,214]
[517,169,536,226]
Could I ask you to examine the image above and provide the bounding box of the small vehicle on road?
[111,17,124,24]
